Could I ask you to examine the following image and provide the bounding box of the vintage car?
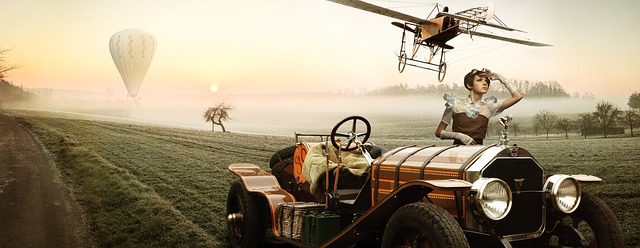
[226,116,624,248]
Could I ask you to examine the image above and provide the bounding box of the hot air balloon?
[109,29,156,99]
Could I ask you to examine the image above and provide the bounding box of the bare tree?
[203,102,233,132]
[593,101,621,138]
[0,47,21,79]
[620,110,640,137]
[533,109,557,139]
[555,118,572,139]
[576,113,594,139]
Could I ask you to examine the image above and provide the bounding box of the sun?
[209,84,218,93]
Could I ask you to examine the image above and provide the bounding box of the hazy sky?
[2,0,639,98]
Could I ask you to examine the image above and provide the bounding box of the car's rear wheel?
[382,202,470,248]
[226,180,266,248]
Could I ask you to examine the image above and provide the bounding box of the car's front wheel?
[382,202,470,248]
[551,191,624,247]
[226,180,266,248]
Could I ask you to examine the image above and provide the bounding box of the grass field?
[6,109,640,247]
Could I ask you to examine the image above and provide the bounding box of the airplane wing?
[468,31,551,47]
[326,0,431,25]
[327,0,551,47]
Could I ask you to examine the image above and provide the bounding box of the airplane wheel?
[330,116,371,151]
[398,52,407,73]
[438,62,447,82]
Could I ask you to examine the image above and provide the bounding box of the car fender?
[569,174,602,183]
[324,179,472,247]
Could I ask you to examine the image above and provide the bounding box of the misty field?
[6,109,640,247]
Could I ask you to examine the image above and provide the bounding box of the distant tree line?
[366,80,579,98]
[0,79,33,108]
[518,94,640,139]
[0,47,30,108]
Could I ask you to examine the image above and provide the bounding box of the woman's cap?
[464,68,491,90]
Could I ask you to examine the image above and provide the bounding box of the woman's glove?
[440,131,474,145]
[490,72,504,81]
[489,71,515,94]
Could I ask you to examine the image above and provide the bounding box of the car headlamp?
[469,178,513,221]
[545,175,581,213]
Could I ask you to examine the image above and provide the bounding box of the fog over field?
[26,90,620,136]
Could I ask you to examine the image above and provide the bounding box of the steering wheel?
[330,116,371,151]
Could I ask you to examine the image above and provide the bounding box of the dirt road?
[0,112,91,247]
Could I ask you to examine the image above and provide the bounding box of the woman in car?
[435,68,523,145]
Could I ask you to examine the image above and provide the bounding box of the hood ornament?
[499,115,513,146]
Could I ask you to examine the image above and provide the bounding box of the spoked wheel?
[382,202,470,248]
[330,116,371,151]
[545,191,624,247]
[437,62,447,82]
[398,52,407,73]
[398,30,408,73]
[226,180,266,248]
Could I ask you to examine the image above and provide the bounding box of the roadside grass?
[10,111,222,247]
[6,109,639,247]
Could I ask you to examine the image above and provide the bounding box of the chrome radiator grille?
[481,158,544,237]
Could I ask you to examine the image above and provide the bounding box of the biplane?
[327,0,550,81]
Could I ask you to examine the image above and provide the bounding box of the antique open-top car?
[226,116,623,247]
